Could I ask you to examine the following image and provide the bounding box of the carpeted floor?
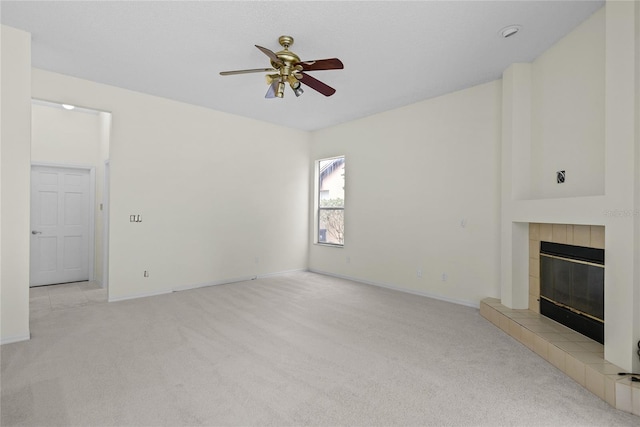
[1,271,638,426]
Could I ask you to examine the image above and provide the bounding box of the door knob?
[31,230,42,235]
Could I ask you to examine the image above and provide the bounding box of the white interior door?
[30,166,92,286]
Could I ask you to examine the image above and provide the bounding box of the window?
[317,156,345,245]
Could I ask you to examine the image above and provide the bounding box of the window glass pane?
[319,209,344,245]
[319,158,344,208]
[318,156,345,245]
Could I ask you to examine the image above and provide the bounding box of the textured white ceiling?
[1,1,604,131]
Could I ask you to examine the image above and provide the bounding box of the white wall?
[31,69,310,301]
[96,112,111,285]
[0,24,309,342]
[529,8,606,199]
[309,81,502,307]
[602,0,640,373]
[31,104,101,164]
[0,26,31,343]
[635,0,640,365]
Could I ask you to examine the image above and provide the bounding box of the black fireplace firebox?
[539,241,605,344]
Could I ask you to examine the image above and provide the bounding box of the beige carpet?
[1,271,637,426]
[29,281,107,317]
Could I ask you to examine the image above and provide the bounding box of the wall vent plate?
[557,170,566,184]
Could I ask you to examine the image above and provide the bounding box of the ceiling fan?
[220,35,343,98]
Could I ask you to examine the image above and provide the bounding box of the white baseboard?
[107,269,470,309]
[173,269,308,292]
[108,289,172,303]
[108,277,256,302]
[257,268,307,279]
[172,275,258,292]
[308,269,480,309]
[1,333,31,345]
[109,269,308,302]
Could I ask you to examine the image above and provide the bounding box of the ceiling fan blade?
[265,80,279,99]
[295,58,344,71]
[220,68,276,76]
[298,72,336,97]
[255,45,283,65]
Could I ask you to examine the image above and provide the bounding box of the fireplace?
[539,241,604,343]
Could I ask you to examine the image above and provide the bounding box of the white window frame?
[314,155,345,247]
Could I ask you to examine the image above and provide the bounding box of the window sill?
[314,242,344,248]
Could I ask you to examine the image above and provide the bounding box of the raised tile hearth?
[481,298,640,417]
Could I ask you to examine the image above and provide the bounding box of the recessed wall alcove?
[488,0,640,415]
[499,0,638,377]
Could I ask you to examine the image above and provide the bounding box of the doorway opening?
[30,99,111,306]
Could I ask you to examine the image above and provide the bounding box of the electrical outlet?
[346,256,351,264]
[441,273,448,282]
[417,269,422,278]
[254,256,260,264]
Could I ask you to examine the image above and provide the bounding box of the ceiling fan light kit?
[220,35,343,99]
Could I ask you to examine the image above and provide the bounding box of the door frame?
[30,162,96,284]
[102,160,110,289]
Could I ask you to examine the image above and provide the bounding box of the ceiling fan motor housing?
[273,36,300,78]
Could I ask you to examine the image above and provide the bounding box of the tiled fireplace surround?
[480,223,640,416]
